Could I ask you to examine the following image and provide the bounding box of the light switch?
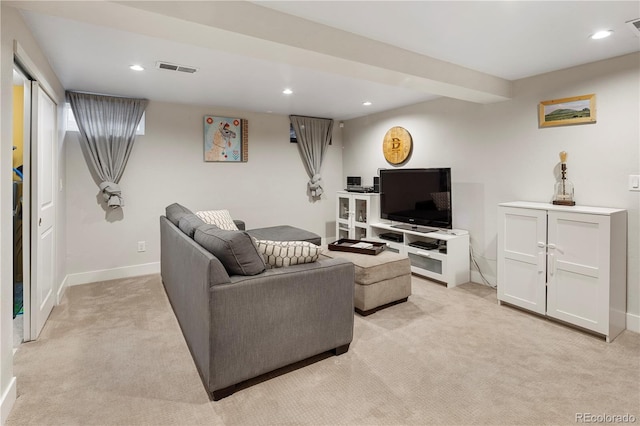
[629,175,640,192]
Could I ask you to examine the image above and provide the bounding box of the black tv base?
[391,223,439,234]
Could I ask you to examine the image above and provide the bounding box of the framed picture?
[204,116,248,162]
[538,94,596,128]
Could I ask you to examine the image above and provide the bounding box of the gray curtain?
[290,115,333,199]
[67,91,148,208]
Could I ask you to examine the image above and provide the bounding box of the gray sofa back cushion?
[166,203,193,226]
[194,225,266,276]
[178,213,207,238]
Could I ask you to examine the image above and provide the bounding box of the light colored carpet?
[6,274,639,426]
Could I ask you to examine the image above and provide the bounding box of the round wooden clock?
[383,126,412,164]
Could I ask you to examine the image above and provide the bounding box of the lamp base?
[552,200,576,206]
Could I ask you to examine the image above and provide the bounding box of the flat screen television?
[379,168,452,230]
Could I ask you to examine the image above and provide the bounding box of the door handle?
[39,218,42,226]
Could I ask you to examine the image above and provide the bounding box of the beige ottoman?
[324,249,412,315]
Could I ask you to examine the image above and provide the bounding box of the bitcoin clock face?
[383,126,412,165]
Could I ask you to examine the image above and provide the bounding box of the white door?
[546,211,609,334]
[497,207,547,315]
[30,82,56,339]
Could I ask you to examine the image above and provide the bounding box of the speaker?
[373,176,380,193]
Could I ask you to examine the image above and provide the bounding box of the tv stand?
[369,222,470,288]
[391,224,439,233]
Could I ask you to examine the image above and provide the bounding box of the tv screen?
[379,168,452,229]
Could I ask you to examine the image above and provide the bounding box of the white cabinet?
[336,191,379,240]
[497,201,627,342]
[369,222,470,288]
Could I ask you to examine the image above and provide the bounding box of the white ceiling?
[11,1,640,120]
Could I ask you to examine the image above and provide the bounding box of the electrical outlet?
[629,175,640,192]
[137,241,146,252]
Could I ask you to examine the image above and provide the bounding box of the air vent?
[155,61,198,73]
[626,18,640,36]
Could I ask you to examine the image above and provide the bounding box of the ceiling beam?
[9,0,512,103]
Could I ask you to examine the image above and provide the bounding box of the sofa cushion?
[166,203,193,226]
[255,240,322,268]
[194,225,265,276]
[178,214,207,238]
[196,209,239,231]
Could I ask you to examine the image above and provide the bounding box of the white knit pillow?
[195,209,239,231]
[254,240,322,268]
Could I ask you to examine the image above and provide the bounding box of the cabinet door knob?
[537,242,546,248]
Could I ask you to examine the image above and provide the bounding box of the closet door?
[497,207,547,315]
[546,211,609,334]
[30,82,57,339]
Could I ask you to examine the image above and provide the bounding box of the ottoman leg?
[355,297,409,316]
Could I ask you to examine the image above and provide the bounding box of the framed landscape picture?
[538,94,596,127]
[204,116,248,162]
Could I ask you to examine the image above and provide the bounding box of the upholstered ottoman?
[323,249,412,315]
[247,225,322,246]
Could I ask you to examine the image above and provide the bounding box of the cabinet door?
[547,211,609,334]
[352,195,371,239]
[497,207,547,315]
[336,194,352,239]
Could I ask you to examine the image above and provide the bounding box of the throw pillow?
[194,225,265,276]
[178,214,207,238]
[255,240,323,268]
[195,209,239,231]
[166,203,193,226]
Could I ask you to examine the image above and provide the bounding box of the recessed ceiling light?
[130,65,144,71]
[362,101,372,106]
[590,30,613,40]
[282,88,293,95]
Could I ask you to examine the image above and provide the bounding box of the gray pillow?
[178,214,207,238]
[166,203,193,226]
[194,225,266,276]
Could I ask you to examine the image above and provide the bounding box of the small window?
[65,103,145,135]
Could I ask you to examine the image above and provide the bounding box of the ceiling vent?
[626,18,640,36]
[155,61,198,73]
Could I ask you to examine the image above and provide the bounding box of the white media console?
[368,222,470,288]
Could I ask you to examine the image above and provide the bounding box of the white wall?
[1,4,66,422]
[64,101,343,281]
[342,53,640,321]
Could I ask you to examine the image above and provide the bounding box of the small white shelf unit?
[336,191,380,240]
[368,222,470,288]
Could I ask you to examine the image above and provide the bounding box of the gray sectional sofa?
[160,203,355,400]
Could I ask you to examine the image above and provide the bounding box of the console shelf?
[369,222,470,288]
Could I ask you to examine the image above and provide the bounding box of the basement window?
[65,103,145,135]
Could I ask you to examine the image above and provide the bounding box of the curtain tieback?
[99,181,123,208]
[308,174,323,197]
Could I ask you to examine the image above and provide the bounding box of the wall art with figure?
[204,116,248,162]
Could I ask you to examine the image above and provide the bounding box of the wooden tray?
[328,239,386,255]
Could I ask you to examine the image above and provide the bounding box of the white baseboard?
[65,262,161,287]
[56,275,68,304]
[1,376,16,424]
[470,270,497,288]
[627,312,640,334]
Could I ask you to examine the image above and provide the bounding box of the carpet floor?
[6,274,640,426]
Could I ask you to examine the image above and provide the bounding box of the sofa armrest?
[233,219,246,231]
[208,257,355,390]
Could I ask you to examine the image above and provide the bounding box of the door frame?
[14,41,61,342]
